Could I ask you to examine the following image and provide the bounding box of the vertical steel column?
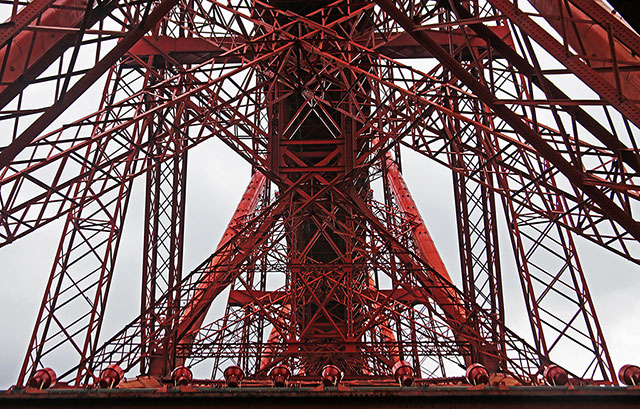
[451,158,505,370]
[140,139,188,376]
[17,114,146,387]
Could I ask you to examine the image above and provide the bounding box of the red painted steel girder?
[0,0,87,93]
[127,27,514,63]
[2,1,638,263]
[374,0,640,244]
[0,0,181,170]
[3,0,639,391]
[147,172,267,375]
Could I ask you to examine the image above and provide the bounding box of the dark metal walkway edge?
[2,386,640,408]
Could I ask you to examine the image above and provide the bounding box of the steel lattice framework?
[1,0,640,389]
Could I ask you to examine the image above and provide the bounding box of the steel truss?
[0,0,638,388]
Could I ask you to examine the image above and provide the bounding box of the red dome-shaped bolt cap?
[223,365,244,388]
[392,360,415,386]
[542,365,568,386]
[321,365,343,386]
[466,363,489,385]
[619,364,640,386]
[171,366,193,386]
[28,368,57,389]
[270,365,291,387]
[99,364,124,388]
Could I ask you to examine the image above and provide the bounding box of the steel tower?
[1,0,640,398]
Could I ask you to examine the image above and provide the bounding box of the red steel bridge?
[1,0,640,407]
